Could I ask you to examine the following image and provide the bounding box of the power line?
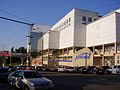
[0,16,33,26]
[0,8,33,24]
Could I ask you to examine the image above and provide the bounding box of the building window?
[88,17,92,22]
[117,60,119,64]
[69,18,71,22]
[82,16,86,21]
[82,22,86,25]
[118,56,119,59]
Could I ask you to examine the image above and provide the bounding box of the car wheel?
[24,85,29,90]
[10,81,14,87]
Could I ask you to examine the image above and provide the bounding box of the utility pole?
[0,16,34,66]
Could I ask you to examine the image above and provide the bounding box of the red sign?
[0,51,12,57]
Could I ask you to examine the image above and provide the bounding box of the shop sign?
[75,53,91,60]
[49,59,72,62]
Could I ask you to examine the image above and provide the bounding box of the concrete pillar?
[73,46,75,53]
[102,44,105,54]
[102,56,105,66]
[93,46,95,54]
[115,42,117,54]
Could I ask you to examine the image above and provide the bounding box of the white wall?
[49,31,60,49]
[74,9,99,47]
[51,9,75,49]
[51,8,99,49]
[116,13,120,42]
[43,33,49,50]
[86,13,116,47]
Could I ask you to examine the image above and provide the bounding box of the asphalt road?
[1,72,120,90]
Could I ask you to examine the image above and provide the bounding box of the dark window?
[82,22,86,25]
[82,16,86,21]
[24,71,43,78]
[88,17,92,22]
[69,18,71,22]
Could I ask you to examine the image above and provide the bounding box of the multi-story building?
[40,8,100,67]
[29,24,50,66]
[86,9,120,66]
[35,8,120,67]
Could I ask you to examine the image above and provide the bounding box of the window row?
[82,16,97,22]
[53,18,71,31]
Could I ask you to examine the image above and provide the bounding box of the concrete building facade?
[33,8,120,67]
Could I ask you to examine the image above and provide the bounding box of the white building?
[34,8,120,67]
[86,9,120,66]
[30,24,51,52]
[40,8,100,67]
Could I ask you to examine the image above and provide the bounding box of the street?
[1,72,120,90]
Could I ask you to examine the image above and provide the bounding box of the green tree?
[15,47,27,53]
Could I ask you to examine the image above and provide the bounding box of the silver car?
[8,70,54,90]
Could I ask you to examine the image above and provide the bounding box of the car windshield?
[24,71,43,78]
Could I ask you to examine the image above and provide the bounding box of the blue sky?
[0,0,120,51]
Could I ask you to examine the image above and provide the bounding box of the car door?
[10,71,20,86]
[17,71,24,89]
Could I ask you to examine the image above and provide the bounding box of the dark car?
[0,67,12,82]
[78,66,88,74]
[93,67,104,75]
[87,66,95,74]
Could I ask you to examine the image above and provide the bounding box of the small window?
[69,18,71,22]
[82,16,86,21]
[117,60,119,64]
[118,56,119,59]
[88,17,92,22]
[66,19,68,24]
[82,22,86,25]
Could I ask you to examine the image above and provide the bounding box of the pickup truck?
[105,65,120,74]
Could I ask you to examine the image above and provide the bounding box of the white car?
[8,70,54,90]
[58,67,67,72]
[105,65,120,74]
[66,67,76,73]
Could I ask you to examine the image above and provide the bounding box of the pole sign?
[49,59,72,62]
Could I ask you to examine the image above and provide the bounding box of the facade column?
[101,44,105,66]
[102,44,105,54]
[73,46,75,53]
[47,49,50,66]
[115,42,117,54]
[93,46,95,54]
[67,47,69,55]
[102,56,105,66]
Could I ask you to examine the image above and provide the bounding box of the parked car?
[58,66,67,72]
[8,70,54,90]
[105,65,120,74]
[47,66,58,72]
[36,66,46,71]
[78,66,88,74]
[93,66,104,75]
[66,67,76,73]
[0,67,12,82]
[86,66,95,74]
